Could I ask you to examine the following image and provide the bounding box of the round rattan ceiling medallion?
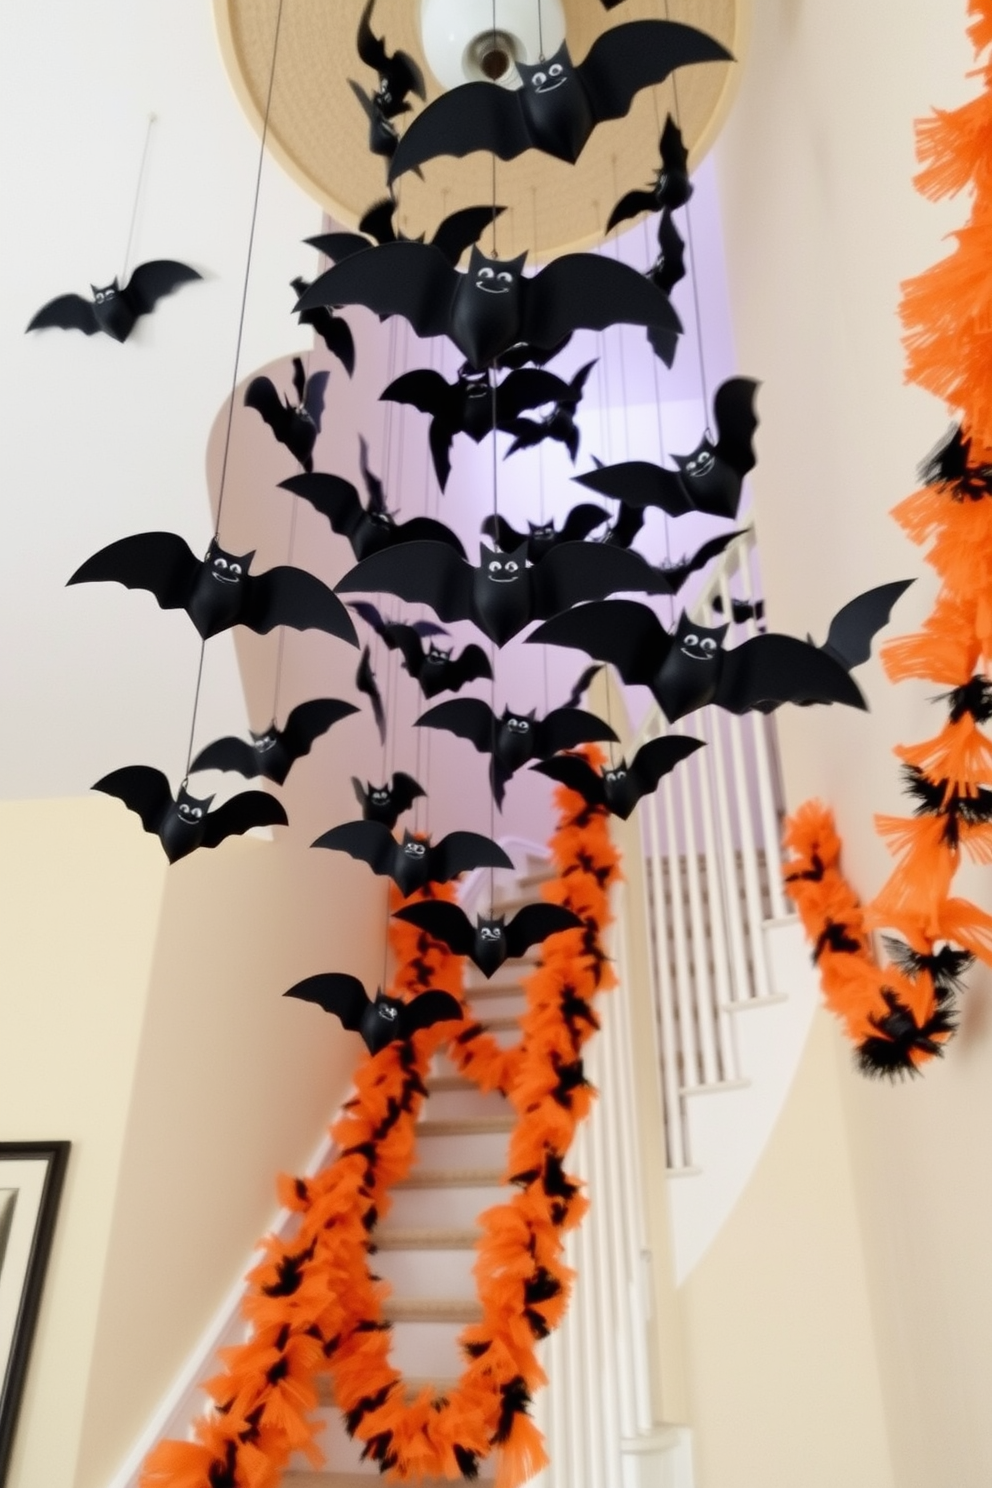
[214,0,744,258]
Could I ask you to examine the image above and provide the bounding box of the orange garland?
[141,754,619,1487]
[783,0,992,1075]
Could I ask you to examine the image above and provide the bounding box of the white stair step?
[375,1227,479,1250]
[460,991,528,1021]
[390,1316,474,1375]
[373,1245,478,1298]
[423,1080,510,1121]
[414,1126,511,1167]
[458,977,528,1002]
[385,1297,482,1324]
[385,1172,505,1228]
[288,1471,491,1487]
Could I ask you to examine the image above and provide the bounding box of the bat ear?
[511,540,530,564]
[507,251,528,276]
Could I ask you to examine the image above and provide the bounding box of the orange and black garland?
[784,0,992,1076]
[141,757,619,1488]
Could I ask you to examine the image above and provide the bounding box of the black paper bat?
[349,80,403,162]
[527,599,871,722]
[563,664,603,710]
[389,22,731,178]
[814,581,915,671]
[416,699,619,807]
[393,901,582,978]
[576,378,759,520]
[356,646,386,742]
[607,116,692,231]
[313,822,512,895]
[532,735,703,819]
[481,505,609,562]
[598,500,645,549]
[383,363,583,489]
[68,534,359,645]
[647,211,687,298]
[309,200,503,268]
[712,594,766,627]
[335,538,671,647]
[297,243,681,371]
[285,974,460,1054]
[352,772,425,828]
[503,360,595,461]
[93,765,287,863]
[350,602,492,698]
[290,278,355,375]
[356,0,426,119]
[27,260,201,343]
[280,437,466,559]
[190,698,359,784]
[244,356,329,473]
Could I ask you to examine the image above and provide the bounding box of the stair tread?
[374,1227,480,1250]
[417,1117,514,1136]
[385,1297,483,1322]
[460,979,528,1001]
[286,1475,491,1487]
[394,1167,505,1189]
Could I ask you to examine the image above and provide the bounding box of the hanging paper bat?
[352,773,425,828]
[93,766,287,863]
[647,211,687,297]
[598,501,645,549]
[503,360,595,461]
[607,116,693,231]
[349,602,492,698]
[712,594,766,627]
[190,699,359,784]
[356,646,386,742]
[527,598,873,723]
[27,260,202,343]
[309,200,504,268]
[244,356,329,473]
[813,580,915,673]
[334,538,673,647]
[355,0,426,120]
[481,505,609,562]
[393,900,583,978]
[348,80,402,162]
[388,22,731,178]
[290,278,355,375]
[918,423,992,498]
[495,334,574,371]
[285,974,461,1054]
[383,363,584,489]
[532,735,703,819]
[313,822,512,895]
[280,437,466,559]
[563,664,603,710]
[296,243,681,371]
[68,534,359,645]
[576,378,760,520]
[415,699,619,808]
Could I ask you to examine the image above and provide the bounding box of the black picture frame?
[0,1142,70,1487]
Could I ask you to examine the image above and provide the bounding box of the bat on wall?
[349,601,492,698]
[68,534,359,644]
[352,772,425,828]
[285,974,461,1054]
[393,900,582,977]
[313,822,512,895]
[93,766,287,862]
[388,22,730,177]
[244,356,329,473]
[290,277,355,375]
[190,698,359,784]
[27,260,201,342]
[532,735,703,819]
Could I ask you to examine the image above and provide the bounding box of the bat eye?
[229,563,242,577]
[95,291,104,302]
[549,63,563,76]
[405,842,426,856]
[699,638,718,654]
[477,266,495,281]
[683,633,699,647]
[191,807,203,819]
[497,271,513,284]
[505,561,519,573]
[488,560,502,573]
[178,803,190,816]
[532,70,547,86]
[213,557,228,570]
[378,1004,398,1020]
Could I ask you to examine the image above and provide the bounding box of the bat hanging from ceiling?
[607,115,693,231]
[244,356,329,473]
[532,735,704,819]
[313,821,512,896]
[352,773,425,829]
[355,0,425,119]
[388,21,731,178]
[356,645,386,743]
[285,974,461,1054]
[393,900,583,978]
[190,698,359,785]
[290,278,355,375]
[280,436,466,560]
[348,601,492,699]
[27,260,202,343]
[296,243,681,371]
[502,360,596,462]
[92,766,287,862]
[481,505,610,562]
[68,533,359,644]
[308,200,504,268]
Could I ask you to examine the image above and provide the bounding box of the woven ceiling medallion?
[214,0,746,258]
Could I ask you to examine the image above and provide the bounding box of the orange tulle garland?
[142,754,619,1487]
[784,4,992,1075]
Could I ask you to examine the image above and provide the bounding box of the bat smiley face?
[425,645,451,665]
[677,617,727,662]
[174,788,213,833]
[475,264,517,296]
[251,730,278,753]
[677,440,717,483]
[659,614,728,715]
[207,541,251,587]
[521,53,570,95]
[484,542,527,584]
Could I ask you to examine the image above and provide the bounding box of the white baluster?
[674,726,719,1086]
[661,756,701,1087]
[592,1010,637,1441]
[642,787,687,1168]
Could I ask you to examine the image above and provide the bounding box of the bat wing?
[524,255,680,350]
[652,531,741,594]
[712,377,760,474]
[381,368,452,416]
[504,903,583,958]
[431,206,505,266]
[304,370,330,428]
[125,259,201,316]
[563,663,603,709]
[189,736,262,778]
[279,473,365,539]
[335,542,475,624]
[282,698,360,758]
[68,532,200,610]
[394,517,466,555]
[92,765,173,832]
[605,502,645,549]
[528,599,670,688]
[495,368,569,421]
[606,187,658,233]
[573,460,694,516]
[296,244,457,341]
[284,972,370,1030]
[481,515,527,551]
[245,377,293,442]
[358,197,398,244]
[717,635,868,715]
[820,580,914,670]
[291,278,356,373]
[629,735,705,796]
[431,832,513,880]
[443,644,493,689]
[530,753,606,807]
[400,990,464,1036]
[560,504,610,542]
[536,706,619,755]
[312,819,399,875]
[379,621,427,675]
[393,900,476,955]
[416,698,494,753]
[27,292,99,334]
[356,0,388,71]
[347,599,388,635]
[580,20,733,124]
[388,85,531,181]
[200,791,288,847]
[390,772,426,815]
[356,646,386,742]
[305,230,374,263]
[245,568,359,643]
[532,541,658,614]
